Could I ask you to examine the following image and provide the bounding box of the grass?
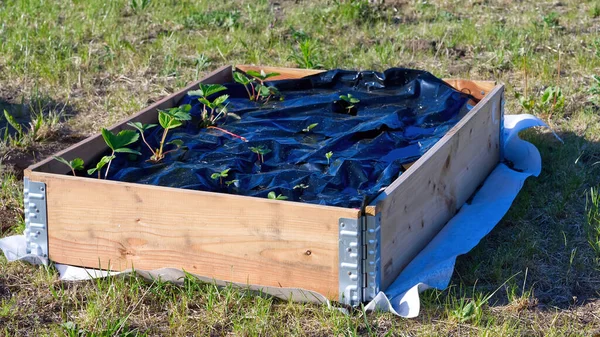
[1,0,600,335]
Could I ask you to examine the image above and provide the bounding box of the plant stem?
[207,126,247,142]
[243,84,252,100]
[158,128,169,159]
[70,167,76,176]
[139,131,155,156]
[104,150,115,179]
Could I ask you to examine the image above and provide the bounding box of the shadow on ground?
[447,129,600,312]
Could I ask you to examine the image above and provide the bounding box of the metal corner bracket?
[23,177,48,258]
[338,217,362,306]
[363,213,381,302]
[338,213,381,306]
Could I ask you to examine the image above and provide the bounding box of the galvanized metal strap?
[23,178,48,258]
[338,217,362,306]
[363,214,381,302]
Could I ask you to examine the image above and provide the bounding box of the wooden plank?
[234,66,495,101]
[25,171,360,299]
[375,84,504,290]
[28,65,234,174]
[443,79,496,101]
[235,65,323,81]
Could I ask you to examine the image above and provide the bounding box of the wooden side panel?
[28,65,234,174]
[26,171,360,299]
[234,66,495,101]
[235,65,323,81]
[376,85,504,290]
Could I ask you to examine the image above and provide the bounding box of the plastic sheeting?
[109,68,472,208]
[0,114,556,318]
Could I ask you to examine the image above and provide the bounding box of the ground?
[1,0,600,335]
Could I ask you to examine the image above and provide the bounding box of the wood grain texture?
[375,85,504,290]
[235,65,324,81]
[28,65,234,174]
[26,171,360,299]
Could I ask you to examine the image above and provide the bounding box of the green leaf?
[88,155,115,175]
[302,123,318,132]
[158,111,183,130]
[3,109,22,135]
[53,156,71,167]
[212,94,229,107]
[349,97,360,104]
[258,85,270,96]
[233,72,251,85]
[220,168,230,177]
[267,191,276,199]
[227,112,241,120]
[114,147,141,155]
[170,105,192,120]
[101,129,139,151]
[262,72,280,79]
[187,89,204,97]
[325,151,333,159]
[210,173,220,180]
[71,158,85,170]
[277,195,288,200]
[127,122,157,132]
[246,70,262,79]
[168,139,184,147]
[198,97,212,107]
[225,179,238,186]
[197,83,227,97]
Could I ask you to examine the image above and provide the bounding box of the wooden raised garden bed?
[23,65,503,306]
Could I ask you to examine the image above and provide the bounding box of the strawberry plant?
[325,151,333,165]
[340,94,360,114]
[211,168,231,186]
[188,84,234,127]
[234,70,283,103]
[53,156,85,176]
[99,128,140,178]
[128,105,190,163]
[268,191,288,200]
[249,145,271,163]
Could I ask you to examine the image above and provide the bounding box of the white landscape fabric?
[0,114,555,318]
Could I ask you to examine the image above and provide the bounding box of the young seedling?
[211,168,231,186]
[129,105,190,163]
[339,94,360,114]
[225,179,238,187]
[325,151,333,165]
[233,72,255,101]
[53,156,85,176]
[302,123,318,133]
[188,84,234,127]
[267,191,288,200]
[293,184,309,190]
[244,70,283,103]
[87,155,115,179]
[100,128,141,179]
[249,145,272,163]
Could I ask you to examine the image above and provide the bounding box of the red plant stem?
[207,126,247,142]
[139,132,155,156]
